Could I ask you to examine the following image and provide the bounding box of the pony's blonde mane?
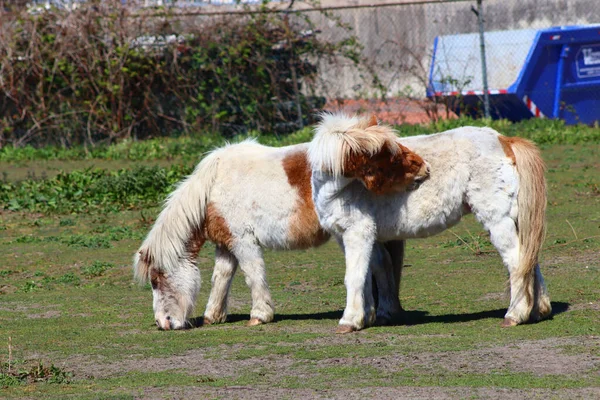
[132,145,228,284]
[308,113,400,176]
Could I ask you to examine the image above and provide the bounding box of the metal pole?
[476,0,491,118]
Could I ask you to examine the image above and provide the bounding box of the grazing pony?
[309,113,551,333]
[133,132,429,330]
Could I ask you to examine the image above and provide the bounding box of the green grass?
[0,143,598,398]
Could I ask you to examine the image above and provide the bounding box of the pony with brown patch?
[134,126,429,330]
[309,113,551,333]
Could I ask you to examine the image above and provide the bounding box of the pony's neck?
[311,171,355,207]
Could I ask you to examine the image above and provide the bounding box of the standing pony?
[133,134,429,330]
[309,113,551,333]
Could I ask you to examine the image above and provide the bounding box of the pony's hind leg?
[203,245,238,325]
[531,264,552,322]
[385,240,405,308]
[232,241,274,326]
[488,217,537,325]
[371,241,403,325]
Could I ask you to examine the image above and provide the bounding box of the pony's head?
[133,246,201,330]
[309,113,430,194]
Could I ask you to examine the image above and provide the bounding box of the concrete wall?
[298,0,600,98]
[161,0,600,98]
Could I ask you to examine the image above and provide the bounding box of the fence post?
[475,0,491,118]
[284,11,304,130]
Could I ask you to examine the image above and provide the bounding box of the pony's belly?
[378,213,463,241]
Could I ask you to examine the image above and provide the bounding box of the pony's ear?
[134,249,153,284]
[344,144,429,195]
[368,114,378,127]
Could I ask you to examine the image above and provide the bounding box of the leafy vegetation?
[0,362,71,388]
[0,164,191,213]
[1,118,598,163]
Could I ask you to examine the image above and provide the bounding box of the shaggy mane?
[308,112,400,176]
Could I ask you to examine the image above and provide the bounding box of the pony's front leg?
[233,242,274,326]
[338,228,376,333]
[203,245,238,325]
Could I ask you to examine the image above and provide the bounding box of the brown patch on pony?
[282,150,330,249]
[204,203,234,249]
[185,226,206,261]
[344,143,428,195]
[498,135,517,165]
[150,268,168,291]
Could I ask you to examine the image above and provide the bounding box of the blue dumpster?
[427,25,600,125]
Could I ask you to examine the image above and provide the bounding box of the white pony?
[133,132,429,330]
[309,113,551,333]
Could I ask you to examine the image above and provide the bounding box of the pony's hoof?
[247,318,265,327]
[375,316,391,326]
[335,324,357,334]
[501,317,518,327]
[203,317,215,325]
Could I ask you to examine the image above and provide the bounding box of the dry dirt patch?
[137,386,600,400]
[68,336,599,382]
[353,336,600,377]
[69,350,297,380]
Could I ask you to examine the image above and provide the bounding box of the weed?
[92,225,143,241]
[0,372,21,387]
[14,235,41,244]
[55,273,81,286]
[442,230,491,254]
[0,362,71,387]
[63,235,112,249]
[82,261,115,278]
[59,218,75,226]
[20,281,38,293]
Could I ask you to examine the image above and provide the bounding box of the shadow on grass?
[401,301,568,325]
[186,302,568,329]
[187,310,344,328]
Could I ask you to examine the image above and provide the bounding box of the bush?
[0,1,369,147]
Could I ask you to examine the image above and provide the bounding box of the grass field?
[0,143,599,399]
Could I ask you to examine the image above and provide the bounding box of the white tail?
[510,137,547,313]
[133,147,223,283]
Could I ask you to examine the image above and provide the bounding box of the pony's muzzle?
[156,315,188,330]
[409,162,430,190]
[156,315,173,330]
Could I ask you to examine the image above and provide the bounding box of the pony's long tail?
[133,148,223,283]
[510,137,550,320]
